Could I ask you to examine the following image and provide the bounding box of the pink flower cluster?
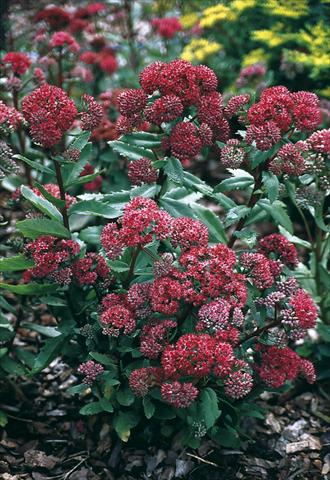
[49,31,80,53]
[236,63,266,88]
[0,101,22,133]
[78,360,104,385]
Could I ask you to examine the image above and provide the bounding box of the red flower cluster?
[129,367,162,397]
[258,234,298,268]
[144,95,183,125]
[170,217,208,250]
[2,52,31,75]
[100,293,136,336]
[72,253,109,286]
[35,7,71,30]
[78,360,104,385]
[161,333,236,379]
[269,142,309,176]
[246,86,322,150]
[224,94,250,119]
[80,47,118,75]
[257,345,316,388]
[49,31,80,52]
[288,289,318,330]
[128,157,158,185]
[35,4,105,32]
[172,244,247,308]
[101,197,171,252]
[81,94,103,131]
[22,84,77,148]
[23,236,80,284]
[114,60,229,162]
[151,17,182,39]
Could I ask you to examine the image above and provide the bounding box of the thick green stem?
[227,168,263,248]
[124,246,141,288]
[53,159,70,231]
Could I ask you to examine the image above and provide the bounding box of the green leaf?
[164,157,184,184]
[159,198,195,218]
[262,171,279,203]
[0,255,34,272]
[116,388,135,406]
[234,229,257,248]
[13,154,54,175]
[0,327,14,342]
[80,401,104,416]
[130,184,159,198]
[16,218,70,239]
[119,132,163,148]
[214,170,254,192]
[211,425,240,448]
[89,352,116,366]
[143,397,155,419]
[99,398,114,412]
[0,283,59,295]
[259,199,293,233]
[21,322,61,337]
[65,170,103,188]
[106,260,129,273]
[39,295,67,306]
[114,411,139,442]
[194,205,227,243]
[69,131,91,151]
[32,334,69,373]
[68,200,120,219]
[182,171,213,197]
[224,206,251,227]
[0,410,8,427]
[0,356,26,375]
[278,226,311,249]
[79,226,103,245]
[198,388,221,429]
[109,140,155,161]
[33,182,66,209]
[313,204,330,233]
[21,186,63,222]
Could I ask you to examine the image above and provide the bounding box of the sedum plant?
[0,59,328,446]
